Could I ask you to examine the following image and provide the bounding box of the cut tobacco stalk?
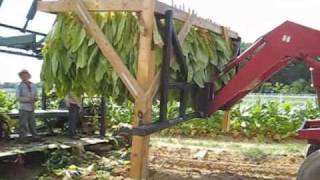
[41,12,235,104]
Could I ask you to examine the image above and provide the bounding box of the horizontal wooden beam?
[38,0,239,39]
[38,0,143,12]
[155,1,239,39]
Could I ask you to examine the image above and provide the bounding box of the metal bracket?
[132,10,211,136]
[0,34,36,48]
[0,23,46,58]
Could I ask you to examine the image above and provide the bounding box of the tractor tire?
[297,149,320,180]
[306,144,320,157]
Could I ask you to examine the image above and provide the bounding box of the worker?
[16,69,42,143]
[65,93,81,139]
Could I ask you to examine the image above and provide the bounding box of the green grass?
[243,147,269,161]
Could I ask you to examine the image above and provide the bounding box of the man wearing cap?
[16,70,41,143]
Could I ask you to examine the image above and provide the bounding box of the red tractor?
[206,21,320,179]
[200,21,320,179]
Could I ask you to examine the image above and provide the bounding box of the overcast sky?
[0,0,320,83]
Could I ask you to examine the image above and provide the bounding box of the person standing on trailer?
[16,69,42,143]
[65,93,81,139]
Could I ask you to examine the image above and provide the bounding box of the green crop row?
[161,101,319,141]
[107,99,318,141]
[2,87,317,141]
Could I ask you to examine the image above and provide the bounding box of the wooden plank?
[38,0,239,39]
[222,26,232,51]
[0,137,107,159]
[38,0,143,12]
[130,0,155,179]
[73,0,143,99]
[155,1,239,39]
[177,13,195,43]
[222,111,230,132]
[7,109,68,119]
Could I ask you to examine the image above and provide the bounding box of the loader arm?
[209,21,320,115]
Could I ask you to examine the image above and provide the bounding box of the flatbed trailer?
[7,110,68,119]
[0,136,108,161]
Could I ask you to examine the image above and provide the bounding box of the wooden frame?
[73,0,143,99]
[222,111,231,132]
[37,0,239,179]
[38,0,143,12]
[38,0,238,39]
[155,1,238,39]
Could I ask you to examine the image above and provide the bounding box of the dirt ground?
[147,137,307,180]
[0,136,308,180]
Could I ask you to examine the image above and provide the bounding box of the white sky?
[0,0,320,83]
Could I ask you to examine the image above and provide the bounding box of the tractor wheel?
[297,149,320,180]
[306,144,320,157]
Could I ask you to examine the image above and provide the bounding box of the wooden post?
[130,0,155,179]
[222,110,230,132]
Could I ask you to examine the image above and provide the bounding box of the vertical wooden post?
[222,110,230,132]
[130,0,155,179]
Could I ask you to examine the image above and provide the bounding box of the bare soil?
[0,137,307,180]
[147,138,306,180]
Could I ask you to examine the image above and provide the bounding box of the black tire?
[297,149,320,180]
[306,144,320,157]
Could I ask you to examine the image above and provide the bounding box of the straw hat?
[18,69,31,76]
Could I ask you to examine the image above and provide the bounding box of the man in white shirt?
[16,70,42,143]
